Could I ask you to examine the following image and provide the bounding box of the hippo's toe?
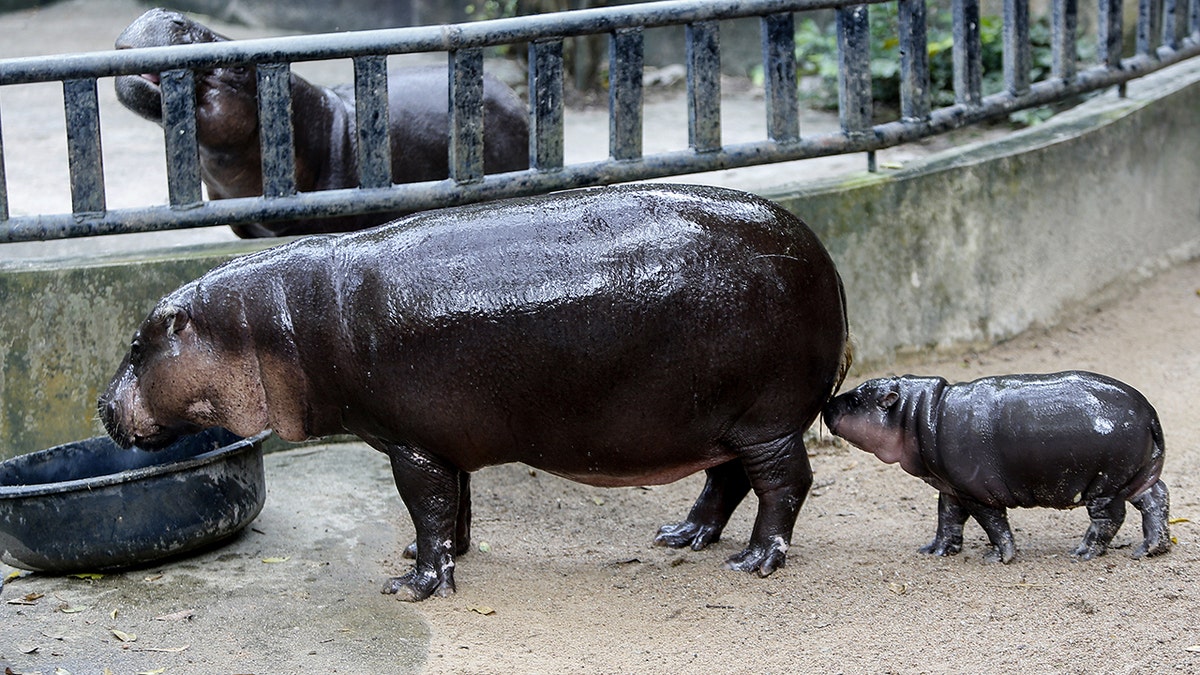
[724,536,789,577]
[654,521,723,551]
[382,564,455,601]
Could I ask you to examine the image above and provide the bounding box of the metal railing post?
[257,63,297,199]
[63,78,106,216]
[353,55,393,189]
[160,69,203,208]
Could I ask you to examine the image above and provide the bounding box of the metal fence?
[0,0,1198,242]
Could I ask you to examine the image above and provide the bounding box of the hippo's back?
[321,185,848,482]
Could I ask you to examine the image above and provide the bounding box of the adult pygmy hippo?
[114,8,529,238]
[823,371,1171,563]
[98,184,851,601]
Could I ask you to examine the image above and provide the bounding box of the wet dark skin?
[823,372,1172,563]
[114,8,529,238]
[99,184,851,601]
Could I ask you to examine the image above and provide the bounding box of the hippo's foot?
[654,521,723,551]
[724,536,788,577]
[1073,497,1125,562]
[982,541,1016,564]
[918,537,962,557]
[1132,538,1171,559]
[382,564,455,602]
[1070,540,1109,561]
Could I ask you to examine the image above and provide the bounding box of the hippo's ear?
[879,390,900,409]
[163,305,191,335]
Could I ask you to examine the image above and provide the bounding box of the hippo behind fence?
[823,371,1171,563]
[114,8,530,238]
[98,184,851,600]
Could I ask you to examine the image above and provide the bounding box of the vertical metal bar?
[686,21,722,153]
[898,0,931,122]
[257,62,296,199]
[953,0,983,105]
[450,47,485,183]
[1052,0,1079,80]
[353,55,392,189]
[63,78,105,215]
[1098,0,1124,68]
[1162,0,1179,48]
[1137,0,1164,54]
[160,69,202,208]
[838,5,872,134]
[0,106,7,221]
[760,13,799,143]
[1191,0,1199,35]
[1004,0,1032,94]
[529,39,565,171]
[609,27,644,161]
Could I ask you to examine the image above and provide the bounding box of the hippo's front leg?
[723,432,812,577]
[920,492,969,557]
[655,460,751,550]
[403,472,472,560]
[381,444,464,601]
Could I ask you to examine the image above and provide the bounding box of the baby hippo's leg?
[1073,497,1126,561]
[961,500,1016,563]
[920,492,968,557]
[1130,479,1171,558]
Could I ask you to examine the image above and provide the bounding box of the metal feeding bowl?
[0,428,268,573]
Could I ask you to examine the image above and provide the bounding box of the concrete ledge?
[2,58,1198,459]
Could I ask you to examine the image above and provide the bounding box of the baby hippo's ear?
[879,390,900,409]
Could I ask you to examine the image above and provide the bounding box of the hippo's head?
[98,286,270,450]
[114,8,259,150]
[822,378,911,466]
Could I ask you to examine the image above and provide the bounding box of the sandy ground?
[1,1,1198,673]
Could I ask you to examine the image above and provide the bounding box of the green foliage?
[776,5,1094,126]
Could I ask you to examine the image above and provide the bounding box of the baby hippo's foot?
[382,563,455,602]
[1071,539,1110,561]
[982,541,1016,564]
[654,521,722,551]
[724,536,788,577]
[919,536,962,557]
[1132,538,1171,559]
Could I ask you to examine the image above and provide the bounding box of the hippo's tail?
[833,276,853,395]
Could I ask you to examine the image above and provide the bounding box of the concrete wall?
[764,57,1200,364]
[1,59,1198,460]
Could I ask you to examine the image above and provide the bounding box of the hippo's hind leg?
[655,460,751,551]
[403,471,472,560]
[382,445,465,601]
[960,500,1017,563]
[1130,479,1171,559]
[920,492,969,557]
[722,431,813,577]
[1073,497,1126,561]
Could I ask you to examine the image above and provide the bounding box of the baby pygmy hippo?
[822,371,1171,563]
